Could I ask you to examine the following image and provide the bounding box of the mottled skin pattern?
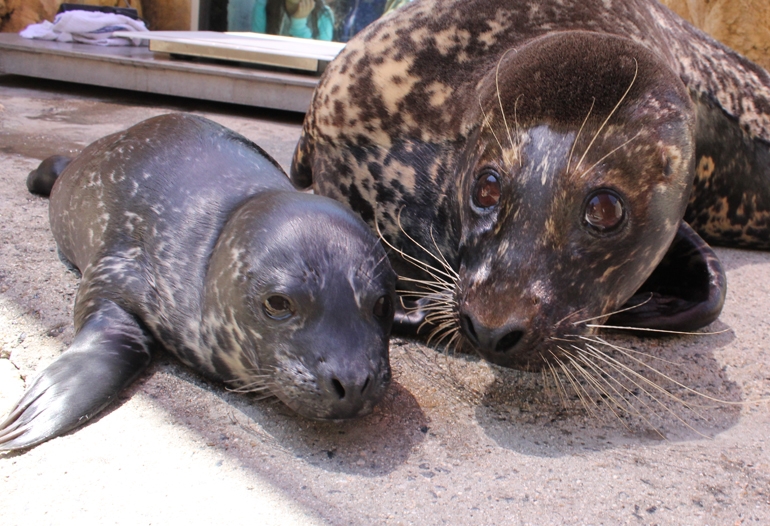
[0,114,396,451]
[292,0,770,370]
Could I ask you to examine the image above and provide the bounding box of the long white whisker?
[566,97,595,175]
[495,47,517,164]
[585,324,730,336]
[574,58,638,174]
[578,130,643,179]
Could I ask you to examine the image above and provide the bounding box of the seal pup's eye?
[472,170,501,209]
[373,295,393,320]
[584,190,625,232]
[263,295,294,320]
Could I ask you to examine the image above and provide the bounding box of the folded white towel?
[20,11,148,46]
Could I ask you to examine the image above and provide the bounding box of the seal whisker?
[478,96,506,155]
[428,227,459,280]
[513,94,523,167]
[543,353,570,409]
[445,330,463,355]
[574,58,639,174]
[394,209,458,282]
[566,97,595,175]
[576,342,710,437]
[584,324,730,336]
[571,294,655,326]
[564,346,662,434]
[495,47,518,164]
[582,341,711,419]
[375,217,457,285]
[559,348,630,424]
[400,300,456,312]
[423,319,457,342]
[556,346,615,417]
[228,384,273,394]
[396,277,452,290]
[578,130,643,179]
[554,352,597,417]
[581,336,742,405]
[427,326,459,350]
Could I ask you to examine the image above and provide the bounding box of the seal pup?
[290,0,769,371]
[0,113,396,451]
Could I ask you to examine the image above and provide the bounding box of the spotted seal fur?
[291,0,770,370]
[0,113,396,451]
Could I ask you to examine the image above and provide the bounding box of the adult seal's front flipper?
[608,222,727,332]
[0,300,152,451]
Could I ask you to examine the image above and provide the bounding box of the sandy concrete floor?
[0,74,768,525]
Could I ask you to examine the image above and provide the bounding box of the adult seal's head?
[454,32,700,369]
[289,0,770,372]
[0,113,396,451]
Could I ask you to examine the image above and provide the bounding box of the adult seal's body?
[291,0,770,370]
[0,114,396,451]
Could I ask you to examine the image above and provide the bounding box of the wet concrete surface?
[0,74,769,525]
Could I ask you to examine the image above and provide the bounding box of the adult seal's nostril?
[460,310,526,358]
[494,330,525,353]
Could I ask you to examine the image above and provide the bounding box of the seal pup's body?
[1,114,396,451]
[292,0,769,369]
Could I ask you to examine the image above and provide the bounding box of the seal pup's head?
[205,191,396,419]
[454,31,723,370]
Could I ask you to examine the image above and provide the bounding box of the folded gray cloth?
[20,11,148,46]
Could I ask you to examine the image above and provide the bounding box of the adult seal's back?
[292,0,770,370]
[0,114,396,452]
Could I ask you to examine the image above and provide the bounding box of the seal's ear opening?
[608,222,726,331]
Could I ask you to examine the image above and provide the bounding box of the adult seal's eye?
[373,295,393,320]
[263,295,294,320]
[472,171,501,209]
[584,190,625,232]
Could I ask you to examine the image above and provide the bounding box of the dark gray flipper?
[684,93,770,249]
[608,222,726,331]
[27,155,73,197]
[0,300,152,451]
[393,297,432,337]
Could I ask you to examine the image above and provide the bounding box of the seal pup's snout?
[315,354,390,419]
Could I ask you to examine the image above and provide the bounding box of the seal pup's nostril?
[331,378,346,399]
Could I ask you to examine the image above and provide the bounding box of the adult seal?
[291,0,770,370]
[0,113,396,451]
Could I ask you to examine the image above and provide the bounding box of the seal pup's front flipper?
[607,222,726,332]
[26,155,73,197]
[0,300,152,451]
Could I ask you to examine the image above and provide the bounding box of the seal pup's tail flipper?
[0,300,152,451]
[27,155,73,197]
[608,222,726,332]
